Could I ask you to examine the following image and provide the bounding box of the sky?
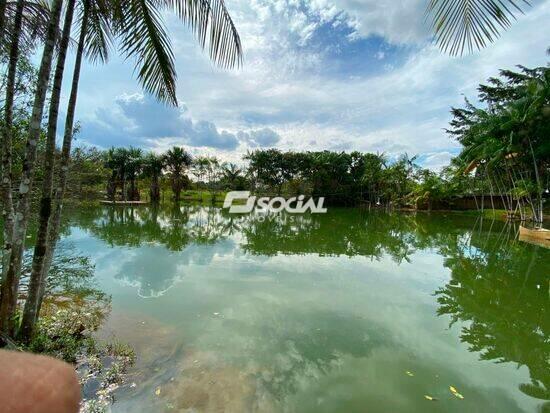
[64,0,550,170]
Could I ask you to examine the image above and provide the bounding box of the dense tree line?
[77,146,459,207]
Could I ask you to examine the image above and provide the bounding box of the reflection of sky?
[64,215,538,413]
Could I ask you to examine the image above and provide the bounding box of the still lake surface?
[60,204,548,413]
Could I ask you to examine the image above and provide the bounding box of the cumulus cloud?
[237,128,281,147]
[419,151,457,172]
[79,94,279,151]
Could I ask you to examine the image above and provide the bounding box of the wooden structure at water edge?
[519,226,550,249]
[100,200,149,206]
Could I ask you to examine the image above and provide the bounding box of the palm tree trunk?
[1,0,24,285]
[0,0,63,336]
[121,171,126,201]
[528,138,544,225]
[150,176,160,202]
[0,0,7,41]
[35,0,91,319]
[19,0,76,342]
[173,177,181,202]
[108,174,116,201]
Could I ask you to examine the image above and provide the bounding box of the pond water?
[60,204,548,413]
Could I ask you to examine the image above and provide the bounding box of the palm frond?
[426,0,530,56]
[2,0,50,52]
[164,0,242,68]
[82,0,112,63]
[116,0,177,105]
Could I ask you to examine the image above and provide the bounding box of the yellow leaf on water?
[155,387,161,396]
[449,386,464,399]
[424,395,437,401]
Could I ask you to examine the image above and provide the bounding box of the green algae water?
[62,204,548,413]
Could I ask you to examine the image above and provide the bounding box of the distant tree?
[125,147,143,201]
[143,152,165,203]
[220,163,246,189]
[104,148,119,201]
[205,156,221,191]
[164,147,192,202]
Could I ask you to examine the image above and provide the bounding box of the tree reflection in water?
[74,205,548,409]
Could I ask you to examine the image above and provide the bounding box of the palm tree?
[104,148,119,201]
[206,156,220,189]
[164,147,192,202]
[126,147,144,201]
[2,0,244,340]
[143,152,165,203]
[115,148,130,200]
[193,156,210,198]
[221,162,243,188]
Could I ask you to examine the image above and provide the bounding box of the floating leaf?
[450,386,464,399]
[424,395,437,401]
[406,371,414,377]
[155,387,161,396]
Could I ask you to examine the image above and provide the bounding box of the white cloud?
[421,152,456,172]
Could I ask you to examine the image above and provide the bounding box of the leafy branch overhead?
[426,0,530,56]
[114,0,242,106]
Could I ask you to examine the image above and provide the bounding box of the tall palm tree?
[114,147,130,200]
[104,148,119,201]
[164,146,192,202]
[143,152,165,202]
[221,162,243,188]
[30,0,122,330]
[193,156,210,199]
[126,147,144,201]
